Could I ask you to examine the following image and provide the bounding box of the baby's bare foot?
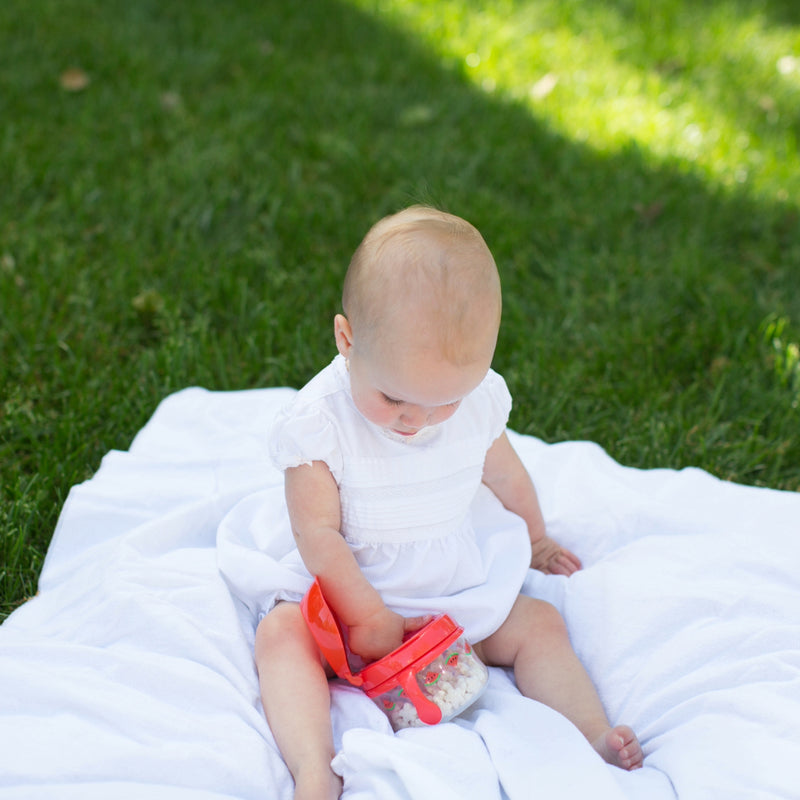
[293,766,343,800]
[592,725,643,771]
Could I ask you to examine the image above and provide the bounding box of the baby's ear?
[334,314,354,358]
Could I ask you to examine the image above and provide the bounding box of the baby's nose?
[401,405,431,428]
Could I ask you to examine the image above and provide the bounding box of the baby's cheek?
[356,396,394,427]
[432,406,458,425]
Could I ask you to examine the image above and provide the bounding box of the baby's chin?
[380,425,440,444]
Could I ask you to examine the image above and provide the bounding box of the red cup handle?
[399,668,442,725]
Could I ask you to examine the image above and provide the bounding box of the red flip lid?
[359,614,462,694]
[300,577,363,686]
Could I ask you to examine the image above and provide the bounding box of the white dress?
[217,355,531,643]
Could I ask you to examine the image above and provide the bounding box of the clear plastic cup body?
[371,635,488,730]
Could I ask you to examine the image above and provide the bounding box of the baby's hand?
[530,535,582,576]
[347,607,430,663]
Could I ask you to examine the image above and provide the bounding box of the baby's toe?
[595,725,643,771]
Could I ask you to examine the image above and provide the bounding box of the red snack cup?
[301,578,488,730]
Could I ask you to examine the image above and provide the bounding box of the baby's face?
[348,347,489,437]
[343,311,495,437]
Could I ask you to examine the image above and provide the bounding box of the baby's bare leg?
[255,602,343,799]
[476,596,643,771]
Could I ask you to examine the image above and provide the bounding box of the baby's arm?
[482,432,582,576]
[284,461,428,660]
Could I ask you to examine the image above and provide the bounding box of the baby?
[255,207,642,799]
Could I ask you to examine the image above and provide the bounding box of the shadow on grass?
[1,0,799,613]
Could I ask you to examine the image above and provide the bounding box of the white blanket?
[1,387,798,800]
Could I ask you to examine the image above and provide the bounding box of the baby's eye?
[382,394,404,406]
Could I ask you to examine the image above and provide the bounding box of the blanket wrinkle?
[333,725,502,800]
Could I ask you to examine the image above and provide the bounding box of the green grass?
[2,0,799,619]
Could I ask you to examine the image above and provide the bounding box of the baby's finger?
[563,550,583,573]
[403,614,432,633]
[548,559,570,576]
[551,552,578,576]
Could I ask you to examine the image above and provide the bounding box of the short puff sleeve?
[482,370,513,446]
[268,402,344,483]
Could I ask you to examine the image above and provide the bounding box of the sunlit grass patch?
[352,0,800,198]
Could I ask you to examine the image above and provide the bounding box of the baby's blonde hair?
[342,206,501,365]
